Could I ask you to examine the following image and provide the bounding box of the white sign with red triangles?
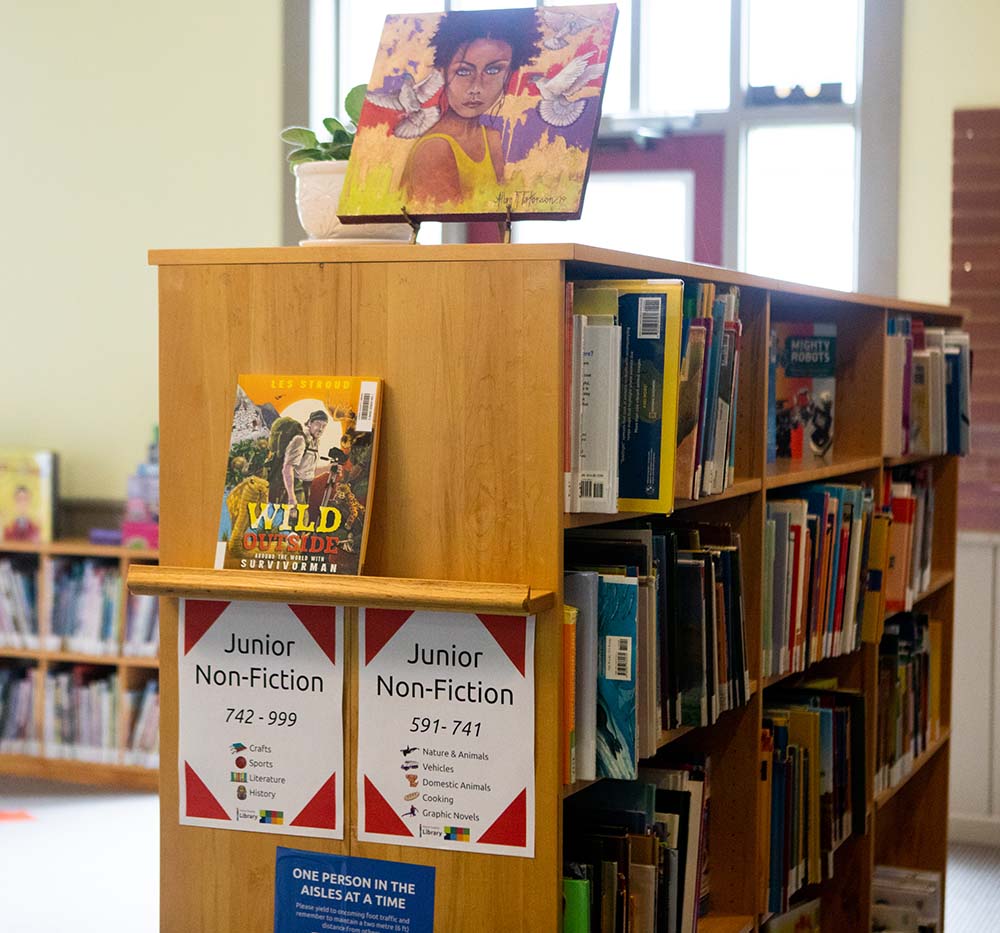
[357,608,535,857]
[178,600,344,839]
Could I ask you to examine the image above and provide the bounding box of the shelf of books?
[145,243,967,933]
[0,536,159,790]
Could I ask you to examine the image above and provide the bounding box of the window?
[514,171,694,260]
[744,124,856,290]
[302,0,898,292]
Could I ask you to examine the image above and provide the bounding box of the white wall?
[898,0,1000,304]
[0,2,284,499]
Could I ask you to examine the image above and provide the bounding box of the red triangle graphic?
[289,605,337,666]
[478,788,526,847]
[363,775,413,837]
[183,601,230,655]
[477,614,527,676]
[364,609,414,665]
[291,772,337,830]
[184,761,231,820]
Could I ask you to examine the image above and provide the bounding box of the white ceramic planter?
[294,161,410,244]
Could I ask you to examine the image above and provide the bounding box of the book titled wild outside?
[216,375,382,575]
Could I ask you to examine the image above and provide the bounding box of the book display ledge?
[142,243,961,933]
[0,538,159,791]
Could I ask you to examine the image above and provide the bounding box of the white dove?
[364,70,445,139]
[540,9,600,50]
[535,54,605,127]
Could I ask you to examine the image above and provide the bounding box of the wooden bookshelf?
[147,244,962,932]
[0,537,159,786]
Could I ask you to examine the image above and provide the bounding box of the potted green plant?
[281,84,408,243]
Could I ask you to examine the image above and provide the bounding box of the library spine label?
[178,600,344,839]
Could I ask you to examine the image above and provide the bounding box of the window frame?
[289,0,902,294]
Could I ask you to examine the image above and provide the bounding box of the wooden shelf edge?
[0,753,158,791]
[127,565,554,615]
[874,728,951,811]
[0,537,158,561]
[765,455,883,490]
[882,571,956,621]
[0,648,160,668]
[915,570,955,603]
[696,913,755,933]
[562,777,602,799]
[563,511,648,529]
[674,478,763,510]
[762,646,863,690]
[884,451,956,468]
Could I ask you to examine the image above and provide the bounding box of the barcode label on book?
[578,472,607,502]
[605,636,632,681]
[356,381,378,432]
[638,297,662,339]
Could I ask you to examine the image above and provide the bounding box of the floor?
[2,777,1000,931]
[0,776,158,933]
[945,843,1000,931]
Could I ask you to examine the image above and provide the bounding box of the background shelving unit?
[147,243,961,932]
[0,536,159,790]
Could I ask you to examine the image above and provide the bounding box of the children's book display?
[216,375,382,575]
[0,449,57,545]
[339,6,617,223]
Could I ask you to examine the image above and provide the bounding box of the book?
[561,877,591,932]
[215,374,382,575]
[563,604,578,785]
[885,486,916,614]
[909,349,931,456]
[598,281,685,514]
[0,449,58,545]
[575,280,684,514]
[596,575,639,779]
[565,571,600,782]
[772,322,836,460]
[675,323,708,501]
[574,292,623,513]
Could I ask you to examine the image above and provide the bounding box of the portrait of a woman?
[397,11,542,205]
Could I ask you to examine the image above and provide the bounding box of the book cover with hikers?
[215,375,382,575]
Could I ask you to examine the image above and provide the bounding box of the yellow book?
[576,279,684,514]
[563,604,578,784]
[787,706,822,886]
[862,513,893,643]
[929,618,943,741]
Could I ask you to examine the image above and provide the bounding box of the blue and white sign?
[275,848,435,933]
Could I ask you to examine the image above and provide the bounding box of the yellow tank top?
[408,126,498,199]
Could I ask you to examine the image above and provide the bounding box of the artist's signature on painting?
[493,190,569,210]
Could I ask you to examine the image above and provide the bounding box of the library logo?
[259,810,284,825]
[418,825,442,839]
[444,826,470,842]
[236,808,257,823]
[231,771,247,783]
